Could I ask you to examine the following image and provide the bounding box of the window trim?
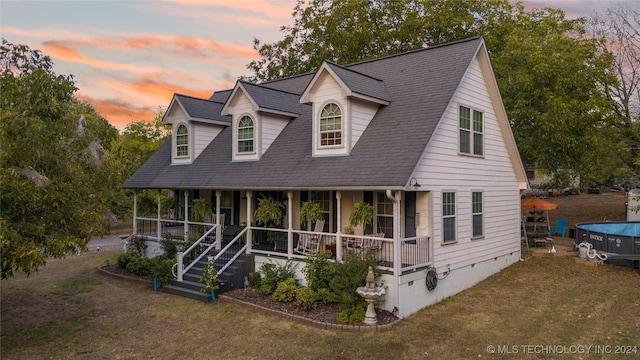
[175,123,189,158]
[318,102,343,148]
[459,105,484,157]
[442,191,457,244]
[471,191,484,239]
[237,114,255,154]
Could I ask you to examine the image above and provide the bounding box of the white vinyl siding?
[261,114,289,156]
[411,54,521,270]
[310,73,347,157]
[350,98,379,151]
[193,123,223,160]
[230,92,259,161]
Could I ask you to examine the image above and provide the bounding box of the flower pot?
[325,244,336,258]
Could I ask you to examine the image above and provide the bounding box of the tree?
[590,2,640,176]
[106,112,170,216]
[246,0,516,82]
[246,0,617,189]
[0,39,116,278]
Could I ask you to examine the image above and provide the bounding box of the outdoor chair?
[295,220,324,256]
[549,218,567,237]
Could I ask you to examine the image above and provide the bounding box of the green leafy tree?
[247,0,617,187]
[0,39,115,278]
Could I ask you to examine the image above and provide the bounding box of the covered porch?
[131,188,432,301]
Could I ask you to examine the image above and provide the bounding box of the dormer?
[300,62,390,157]
[222,81,301,162]
[163,93,231,165]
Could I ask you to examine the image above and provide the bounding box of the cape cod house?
[123,37,528,318]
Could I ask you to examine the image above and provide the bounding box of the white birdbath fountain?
[356,266,386,325]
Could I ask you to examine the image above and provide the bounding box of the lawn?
[1,193,638,359]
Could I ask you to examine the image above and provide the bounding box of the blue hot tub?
[575,222,640,268]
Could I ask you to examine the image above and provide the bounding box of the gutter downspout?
[386,189,401,315]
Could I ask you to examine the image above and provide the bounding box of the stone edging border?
[98,265,153,285]
[98,265,402,332]
[219,293,402,333]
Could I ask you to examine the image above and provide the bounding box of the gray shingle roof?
[174,94,230,123]
[124,37,483,190]
[238,81,302,116]
[324,62,390,103]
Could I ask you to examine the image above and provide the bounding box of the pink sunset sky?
[0,0,624,130]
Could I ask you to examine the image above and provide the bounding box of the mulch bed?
[99,264,401,328]
[222,287,400,326]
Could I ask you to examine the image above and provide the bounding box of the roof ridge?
[344,36,482,69]
[239,79,303,96]
[324,61,384,82]
[176,92,227,105]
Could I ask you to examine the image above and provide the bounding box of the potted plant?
[254,196,284,248]
[349,202,374,235]
[200,257,219,301]
[300,200,323,230]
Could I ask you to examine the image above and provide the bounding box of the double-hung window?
[320,103,342,146]
[459,105,483,156]
[237,115,254,153]
[472,192,483,238]
[442,192,456,243]
[176,124,189,157]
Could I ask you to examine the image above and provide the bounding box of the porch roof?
[123,37,483,190]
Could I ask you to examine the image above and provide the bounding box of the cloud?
[76,93,157,130]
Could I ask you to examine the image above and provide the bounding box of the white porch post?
[287,191,293,258]
[336,191,343,262]
[157,190,162,241]
[388,190,402,314]
[132,191,138,235]
[246,191,253,254]
[215,190,222,249]
[183,191,189,241]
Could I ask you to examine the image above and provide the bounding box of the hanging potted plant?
[254,196,284,248]
[200,257,219,302]
[349,202,374,235]
[300,200,323,230]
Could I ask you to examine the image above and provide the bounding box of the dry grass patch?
[2,250,639,359]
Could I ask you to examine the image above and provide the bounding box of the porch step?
[163,250,254,302]
[162,284,211,302]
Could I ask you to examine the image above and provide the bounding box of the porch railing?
[176,224,218,281]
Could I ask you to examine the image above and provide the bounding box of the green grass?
[2,249,639,359]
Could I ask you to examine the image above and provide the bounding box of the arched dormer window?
[237,115,254,153]
[176,124,189,157]
[320,103,342,146]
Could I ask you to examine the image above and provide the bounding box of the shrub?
[316,287,335,304]
[302,251,334,291]
[272,278,297,303]
[248,272,261,289]
[117,251,139,269]
[159,234,180,260]
[258,260,297,295]
[150,256,176,283]
[336,303,367,324]
[330,252,378,320]
[125,255,151,276]
[295,287,319,310]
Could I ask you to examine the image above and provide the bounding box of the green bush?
[150,256,176,283]
[248,272,262,289]
[336,303,367,324]
[125,235,147,256]
[258,260,297,295]
[117,251,140,269]
[272,278,297,303]
[159,235,180,260]
[302,251,335,291]
[330,252,378,319]
[125,255,151,276]
[295,287,319,310]
[315,287,335,304]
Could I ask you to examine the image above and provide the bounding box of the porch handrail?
[400,235,431,272]
[176,224,217,281]
[212,227,249,275]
